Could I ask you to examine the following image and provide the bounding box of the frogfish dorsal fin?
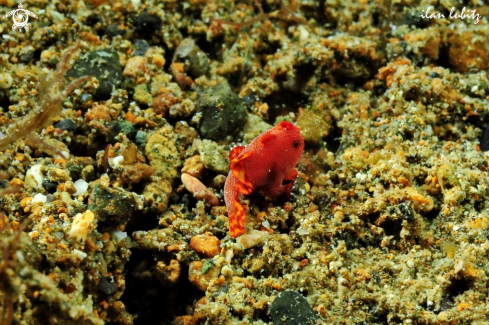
[229,146,246,160]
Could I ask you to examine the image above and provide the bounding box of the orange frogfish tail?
[224,172,246,237]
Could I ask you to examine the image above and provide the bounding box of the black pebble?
[54,119,77,132]
[134,39,150,56]
[65,49,123,100]
[270,290,316,325]
[97,276,117,296]
[86,14,101,26]
[42,180,57,194]
[20,51,34,63]
[106,24,127,38]
[399,201,415,221]
[135,11,162,37]
[430,72,441,79]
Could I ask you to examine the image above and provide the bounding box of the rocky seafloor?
[2,0,489,324]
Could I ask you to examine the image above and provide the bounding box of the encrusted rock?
[66,49,123,100]
[197,80,247,141]
[143,179,172,214]
[123,56,146,78]
[88,184,141,224]
[69,210,95,241]
[195,140,229,174]
[270,290,316,325]
[190,234,221,258]
[188,260,221,292]
[181,155,205,178]
[145,132,182,179]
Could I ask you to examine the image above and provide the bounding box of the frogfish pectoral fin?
[284,168,298,181]
[228,200,246,238]
[224,172,247,238]
[230,151,253,195]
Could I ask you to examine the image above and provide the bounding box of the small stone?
[190,234,221,258]
[135,131,147,147]
[85,104,111,122]
[123,56,146,78]
[66,49,123,100]
[20,50,34,63]
[175,122,198,148]
[155,259,181,287]
[135,11,162,38]
[42,180,57,194]
[152,93,177,116]
[181,155,205,178]
[145,132,182,179]
[142,179,172,214]
[105,23,126,37]
[120,163,154,184]
[174,38,210,78]
[197,80,247,141]
[98,276,117,296]
[82,165,96,182]
[242,114,272,142]
[73,179,89,196]
[54,119,77,132]
[69,210,95,241]
[181,173,219,206]
[188,260,220,292]
[107,120,137,142]
[88,184,139,223]
[297,107,332,143]
[47,168,70,183]
[237,230,269,249]
[0,72,13,89]
[134,84,153,106]
[212,175,227,189]
[134,39,150,56]
[196,140,229,174]
[270,290,316,325]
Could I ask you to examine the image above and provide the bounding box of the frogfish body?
[224,121,305,237]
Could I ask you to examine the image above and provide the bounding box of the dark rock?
[430,72,441,79]
[86,14,101,26]
[197,81,247,141]
[42,180,57,194]
[98,276,117,296]
[481,123,489,151]
[135,11,162,38]
[0,180,8,188]
[107,120,137,143]
[399,201,415,221]
[270,290,316,325]
[20,51,34,63]
[106,24,127,38]
[88,184,137,223]
[54,119,77,132]
[400,10,428,28]
[134,39,150,56]
[174,39,210,78]
[66,49,123,100]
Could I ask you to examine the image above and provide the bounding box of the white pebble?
[0,72,13,89]
[31,193,47,204]
[73,179,89,196]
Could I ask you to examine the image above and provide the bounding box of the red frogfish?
[224,121,305,237]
